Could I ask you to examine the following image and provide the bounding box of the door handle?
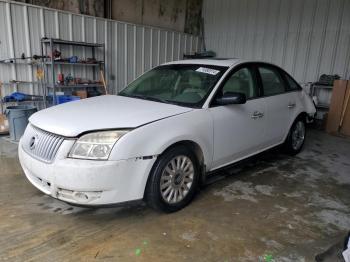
[251,111,264,119]
[288,103,296,108]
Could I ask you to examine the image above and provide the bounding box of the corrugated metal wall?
[202,0,350,84]
[0,0,199,97]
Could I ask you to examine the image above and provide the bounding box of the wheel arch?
[283,111,307,154]
[284,111,308,142]
[295,111,308,122]
[144,139,205,203]
[289,111,308,130]
[144,139,206,197]
[160,140,205,167]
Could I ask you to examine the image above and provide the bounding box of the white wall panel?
[0,0,199,97]
[203,0,350,83]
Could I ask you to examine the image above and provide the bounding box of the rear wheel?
[284,117,306,155]
[145,145,199,213]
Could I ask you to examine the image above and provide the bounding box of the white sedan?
[19,59,316,212]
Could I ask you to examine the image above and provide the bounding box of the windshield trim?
[118,64,229,108]
[118,93,190,107]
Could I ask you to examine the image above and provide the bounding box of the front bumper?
[18,139,156,205]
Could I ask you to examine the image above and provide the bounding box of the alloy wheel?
[291,121,305,151]
[160,155,194,204]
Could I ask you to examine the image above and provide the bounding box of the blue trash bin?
[5,105,37,141]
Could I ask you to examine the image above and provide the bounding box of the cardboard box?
[0,114,9,134]
[74,90,88,99]
[326,80,348,134]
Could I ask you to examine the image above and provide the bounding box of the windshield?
[119,64,228,107]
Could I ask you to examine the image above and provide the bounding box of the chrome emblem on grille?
[29,136,37,150]
[24,125,64,162]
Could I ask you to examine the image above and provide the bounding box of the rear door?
[256,64,296,146]
[209,64,267,169]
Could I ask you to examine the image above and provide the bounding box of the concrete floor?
[0,129,350,261]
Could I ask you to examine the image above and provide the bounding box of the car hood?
[29,95,193,137]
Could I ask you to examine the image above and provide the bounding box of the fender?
[109,109,214,170]
[282,90,316,142]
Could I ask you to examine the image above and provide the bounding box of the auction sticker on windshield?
[196,67,220,75]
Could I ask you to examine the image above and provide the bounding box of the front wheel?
[284,118,306,155]
[145,145,200,213]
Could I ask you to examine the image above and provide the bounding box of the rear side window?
[258,67,285,96]
[283,72,301,91]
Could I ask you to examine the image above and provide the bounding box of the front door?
[209,66,267,170]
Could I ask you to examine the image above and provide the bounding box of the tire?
[145,145,200,213]
[284,116,306,155]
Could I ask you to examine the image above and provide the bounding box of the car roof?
[164,58,285,72]
[164,58,244,67]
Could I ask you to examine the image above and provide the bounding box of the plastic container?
[56,95,80,104]
[4,105,37,141]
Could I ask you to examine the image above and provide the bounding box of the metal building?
[203,0,350,83]
[0,0,200,96]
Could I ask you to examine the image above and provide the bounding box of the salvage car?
[19,59,316,212]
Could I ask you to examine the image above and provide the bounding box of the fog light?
[73,192,89,202]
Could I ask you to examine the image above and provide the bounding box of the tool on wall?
[68,56,78,63]
[0,53,49,64]
[64,74,74,86]
[35,68,44,80]
[57,73,64,84]
[51,49,62,61]
[35,67,46,108]
[100,70,108,95]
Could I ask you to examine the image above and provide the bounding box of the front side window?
[221,67,258,99]
[119,64,227,107]
[258,67,286,96]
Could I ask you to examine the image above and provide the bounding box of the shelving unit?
[40,38,106,106]
[310,83,333,120]
[310,84,333,109]
[44,61,103,66]
[0,56,46,110]
[0,75,47,114]
[47,84,105,89]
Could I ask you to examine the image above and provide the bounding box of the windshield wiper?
[141,96,169,104]
[119,93,191,107]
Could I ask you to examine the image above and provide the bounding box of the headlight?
[68,130,129,160]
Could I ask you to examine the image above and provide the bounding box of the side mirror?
[214,92,246,105]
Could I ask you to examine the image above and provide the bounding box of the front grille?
[22,124,64,163]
